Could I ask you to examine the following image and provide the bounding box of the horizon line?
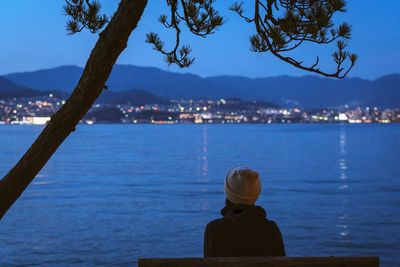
[2,64,399,81]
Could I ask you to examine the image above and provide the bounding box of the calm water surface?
[0,124,399,266]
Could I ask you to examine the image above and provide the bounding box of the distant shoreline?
[1,122,399,126]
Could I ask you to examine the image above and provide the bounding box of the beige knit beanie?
[224,167,262,205]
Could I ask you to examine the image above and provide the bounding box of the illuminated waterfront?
[1,95,399,125]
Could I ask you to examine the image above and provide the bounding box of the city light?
[1,95,399,125]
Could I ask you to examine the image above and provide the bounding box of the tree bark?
[0,0,148,220]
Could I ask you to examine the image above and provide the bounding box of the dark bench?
[138,257,379,267]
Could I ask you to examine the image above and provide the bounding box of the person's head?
[224,166,262,206]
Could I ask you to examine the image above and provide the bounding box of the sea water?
[0,124,399,266]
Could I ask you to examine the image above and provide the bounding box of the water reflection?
[202,125,208,177]
[337,126,349,240]
[201,126,210,211]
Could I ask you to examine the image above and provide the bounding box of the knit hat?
[224,167,262,205]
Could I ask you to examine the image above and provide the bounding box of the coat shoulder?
[205,218,225,231]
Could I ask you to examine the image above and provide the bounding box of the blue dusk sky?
[0,0,399,79]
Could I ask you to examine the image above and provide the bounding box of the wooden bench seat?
[138,256,379,267]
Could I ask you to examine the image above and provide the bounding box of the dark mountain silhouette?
[0,76,41,98]
[97,89,171,105]
[0,76,30,91]
[4,65,83,94]
[5,65,223,99]
[86,107,124,123]
[211,98,279,110]
[0,77,69,99]
[4,65,400,108]
[0,78,171,106]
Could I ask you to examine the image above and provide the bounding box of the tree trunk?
[0,0,148,220]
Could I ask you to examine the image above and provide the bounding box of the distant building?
[338,113,348,121]
[22,116,51,125]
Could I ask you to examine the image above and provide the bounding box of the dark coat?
[204,204,285,257]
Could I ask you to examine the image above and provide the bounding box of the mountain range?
[2,65,400,108]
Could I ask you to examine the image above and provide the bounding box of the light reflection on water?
[0,124,399,267]
[337,126,349,241]
[202,125,208,178]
